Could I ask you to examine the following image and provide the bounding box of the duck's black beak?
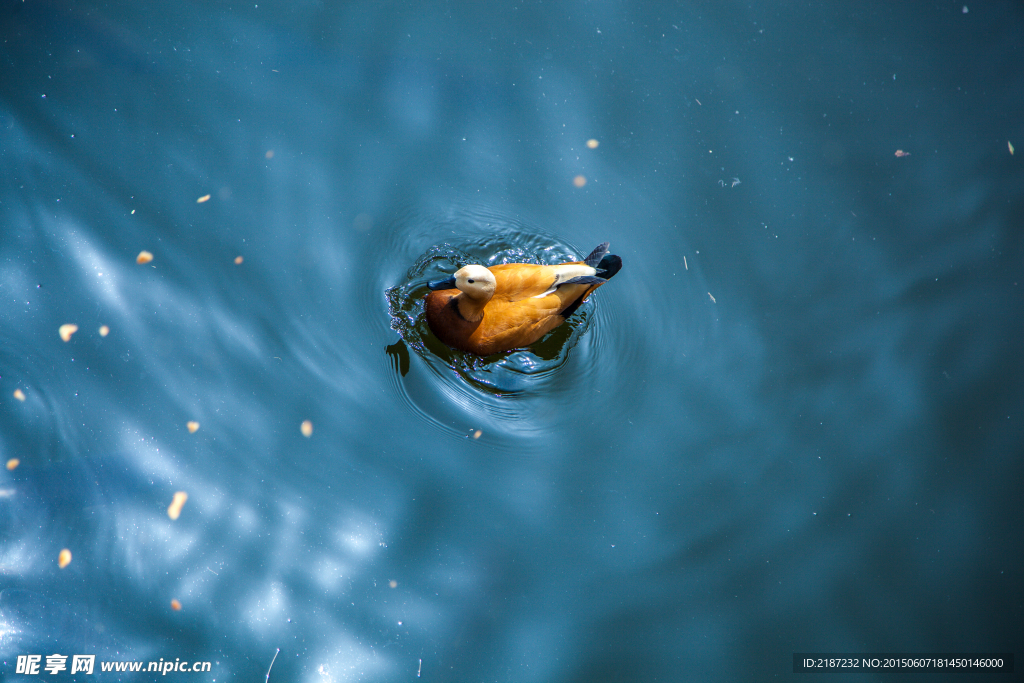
[428,275,457,290]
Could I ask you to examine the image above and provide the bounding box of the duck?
[425,242,622,355]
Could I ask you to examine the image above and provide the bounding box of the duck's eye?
[468,279,475,283]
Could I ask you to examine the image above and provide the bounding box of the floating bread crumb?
[137,250,154,264]
[13,389,26,402]
[99,325,110,337]
[573,175,587,187]
[167,491,188,520]
[171,599,182,611]
[197,194,211,203]
[187,421,200,433]
[59,324,78,342]
[586,139,599,149]
[301,420,313,437]
[58,549,72,568]
[6,458,19,470]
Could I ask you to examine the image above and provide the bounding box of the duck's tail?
[582,242,622,280]
[557,245,622,319]
[596,253,622,279]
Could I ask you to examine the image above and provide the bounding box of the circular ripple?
[381,203,620,444]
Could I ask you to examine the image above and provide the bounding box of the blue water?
[1,1,1021,681]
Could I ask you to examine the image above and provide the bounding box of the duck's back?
[489,261,594,300]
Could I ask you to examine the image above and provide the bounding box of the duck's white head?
[454,265,496,300]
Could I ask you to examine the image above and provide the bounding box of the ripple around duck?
[381,203,622,445]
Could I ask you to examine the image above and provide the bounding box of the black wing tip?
[584,242,611,268]
[562,275,607,286]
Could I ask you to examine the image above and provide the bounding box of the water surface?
[1,1,1021,681]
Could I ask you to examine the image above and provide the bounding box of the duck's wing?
[468,291,579,353]
[489,263,601,300]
